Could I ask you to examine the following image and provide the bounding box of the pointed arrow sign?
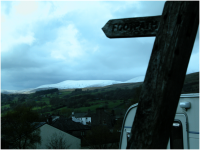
[102,15,161,38]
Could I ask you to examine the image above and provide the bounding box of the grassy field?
[1,86,128,118]
[72,100,122,113]
[32,106,42,111]
[1,95,124,116]
[59,91,72,96]
[37,99,124,115]
[3,71,198,116]
[1,104,10,109]
[41,98,51,105]
[74,104,102,112]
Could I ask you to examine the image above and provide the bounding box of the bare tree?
[45,132,71,149]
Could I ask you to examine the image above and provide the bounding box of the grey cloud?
[1,62,70,90]
[1,1,12,15]
[1,44,41,70]
[1,1,199,91]
[33,18,65,46]
[110,1,165,18]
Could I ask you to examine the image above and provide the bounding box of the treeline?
[35,88,59,95]
[2,86,142,116]
[49,86,142,109]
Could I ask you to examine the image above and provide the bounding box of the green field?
[72,100,122,113]
[1,104,10,109]
[1,80,140,117]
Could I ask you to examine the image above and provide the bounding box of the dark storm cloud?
[1,59,71,90]
[1,44,41,70]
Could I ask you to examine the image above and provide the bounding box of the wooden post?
[126,1,199,149]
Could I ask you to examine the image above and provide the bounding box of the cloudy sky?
[1,1,199,91]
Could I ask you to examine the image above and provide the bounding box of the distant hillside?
[2,72,198,94]
[1,76,144,94]
[181,72,199,93]
[75,72,199,94]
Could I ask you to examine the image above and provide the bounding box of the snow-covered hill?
[124,76,145,83]
[1,76,145,94]
[36,80,124,89]
[1,88,36,94]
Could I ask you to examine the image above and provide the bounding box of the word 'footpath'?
[102,15,161,38]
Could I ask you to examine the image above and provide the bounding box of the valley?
[1,72,199,119]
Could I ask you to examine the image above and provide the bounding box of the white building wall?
[83,117,91,125]
[36,124,81,149]
[72,116,82,123]
[72,115,91,125]
[76,117,91,125]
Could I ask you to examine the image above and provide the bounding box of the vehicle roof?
[180,93,199,98]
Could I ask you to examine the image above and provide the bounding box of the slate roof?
[89,108,115,129]
[69,112,88,118]
[84,111,93,117]
[33,122,46,129]
[51,117,91,132]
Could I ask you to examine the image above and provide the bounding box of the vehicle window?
[170,119,184,149]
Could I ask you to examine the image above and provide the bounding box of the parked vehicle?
[119,93,199,149]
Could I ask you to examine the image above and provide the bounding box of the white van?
[119,93,199,149]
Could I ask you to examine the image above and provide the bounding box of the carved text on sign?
[112,20,159,33]
[102,15,161,38]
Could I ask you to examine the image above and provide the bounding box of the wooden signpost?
[102,1,199,149]
[102,16,161,38]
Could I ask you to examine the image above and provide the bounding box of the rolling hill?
[1,72,198,94]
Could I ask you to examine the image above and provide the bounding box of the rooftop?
[51,117,91,132]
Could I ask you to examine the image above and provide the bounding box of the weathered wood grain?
[102,16,161,38]
[126,1,199,149]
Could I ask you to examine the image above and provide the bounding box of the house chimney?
[47,116,52,124]
[72,112,75,119]
[96,107,104,115]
